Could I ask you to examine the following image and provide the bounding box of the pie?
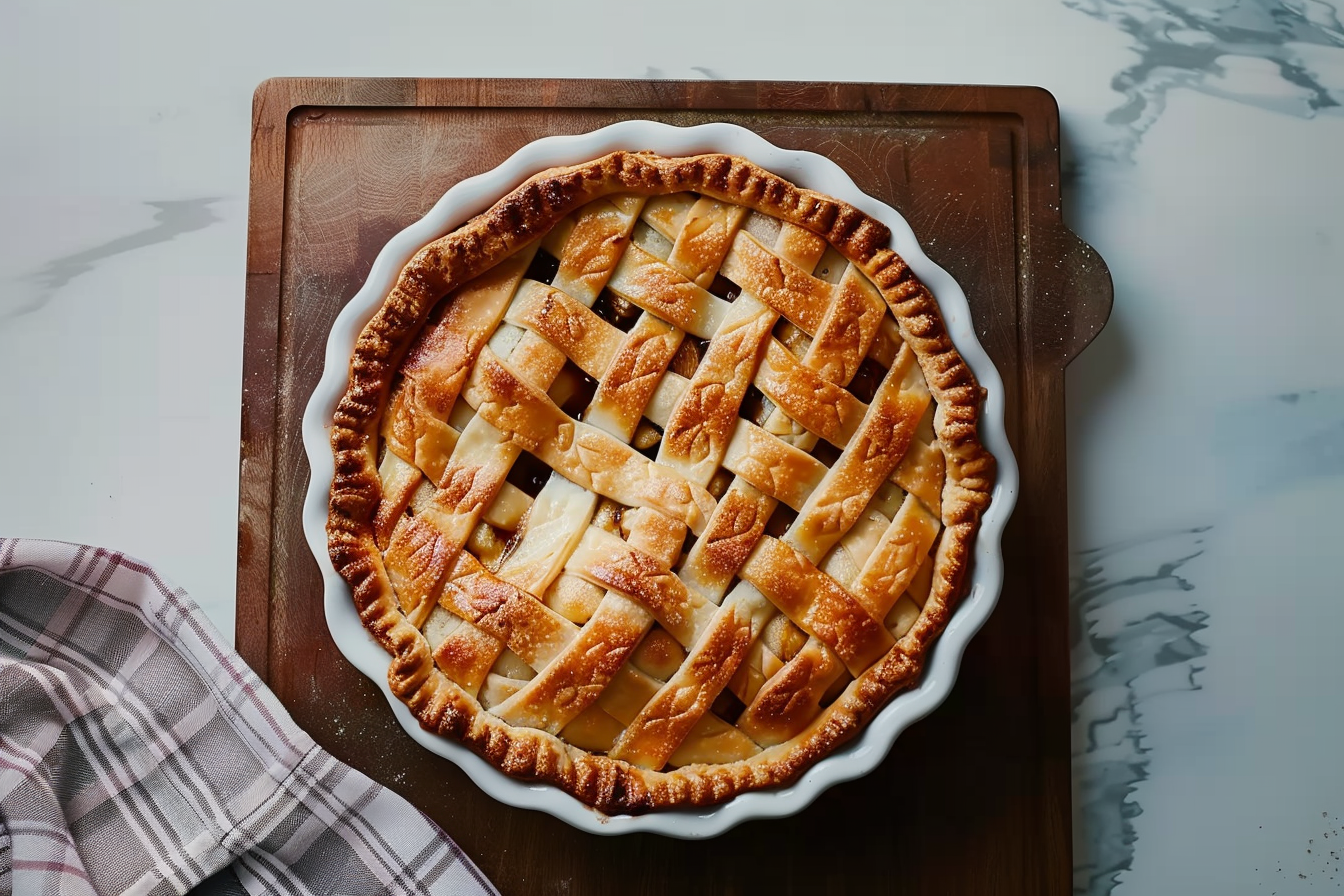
[327,150,995,814]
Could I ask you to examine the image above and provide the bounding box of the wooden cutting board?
[238,78,1110,895]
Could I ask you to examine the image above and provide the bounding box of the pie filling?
[370,188,948,773]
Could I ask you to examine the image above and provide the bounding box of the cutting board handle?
[1053,225,1113,368]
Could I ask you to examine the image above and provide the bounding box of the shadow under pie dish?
[313,125,1011,828]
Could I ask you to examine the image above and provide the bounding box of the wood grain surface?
[239,78,1111,895]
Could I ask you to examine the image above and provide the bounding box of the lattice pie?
[327,151,995,813]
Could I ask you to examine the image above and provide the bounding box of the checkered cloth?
[0,539,497,896]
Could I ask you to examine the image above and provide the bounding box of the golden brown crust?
[327,151,995,815]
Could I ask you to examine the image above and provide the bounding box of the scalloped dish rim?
[299,120,1019,838]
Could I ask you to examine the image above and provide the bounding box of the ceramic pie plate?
[300,120,1019,838]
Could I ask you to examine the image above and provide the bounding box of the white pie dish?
[300,119,1018,838]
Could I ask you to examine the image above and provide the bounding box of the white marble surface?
[1,0,1341,891]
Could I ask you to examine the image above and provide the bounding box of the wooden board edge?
[236,80,293,678]
[245,76,1064,116]
[997,84,1096,896]
[1007,85,1114,368]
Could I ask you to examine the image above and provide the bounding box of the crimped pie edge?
[326,150,995,815]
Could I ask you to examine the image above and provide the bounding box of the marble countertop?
[3,0,1341,891]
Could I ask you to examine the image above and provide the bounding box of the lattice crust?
[328,152,995,814]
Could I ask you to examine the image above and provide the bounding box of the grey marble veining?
[1064,0,1344,158]
[6,198,224,320]
[1071,528,1212,895]
[1059,6,1344,887]
[1070,386,1344,892]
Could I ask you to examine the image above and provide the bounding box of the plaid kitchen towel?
[0,539,497,896]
